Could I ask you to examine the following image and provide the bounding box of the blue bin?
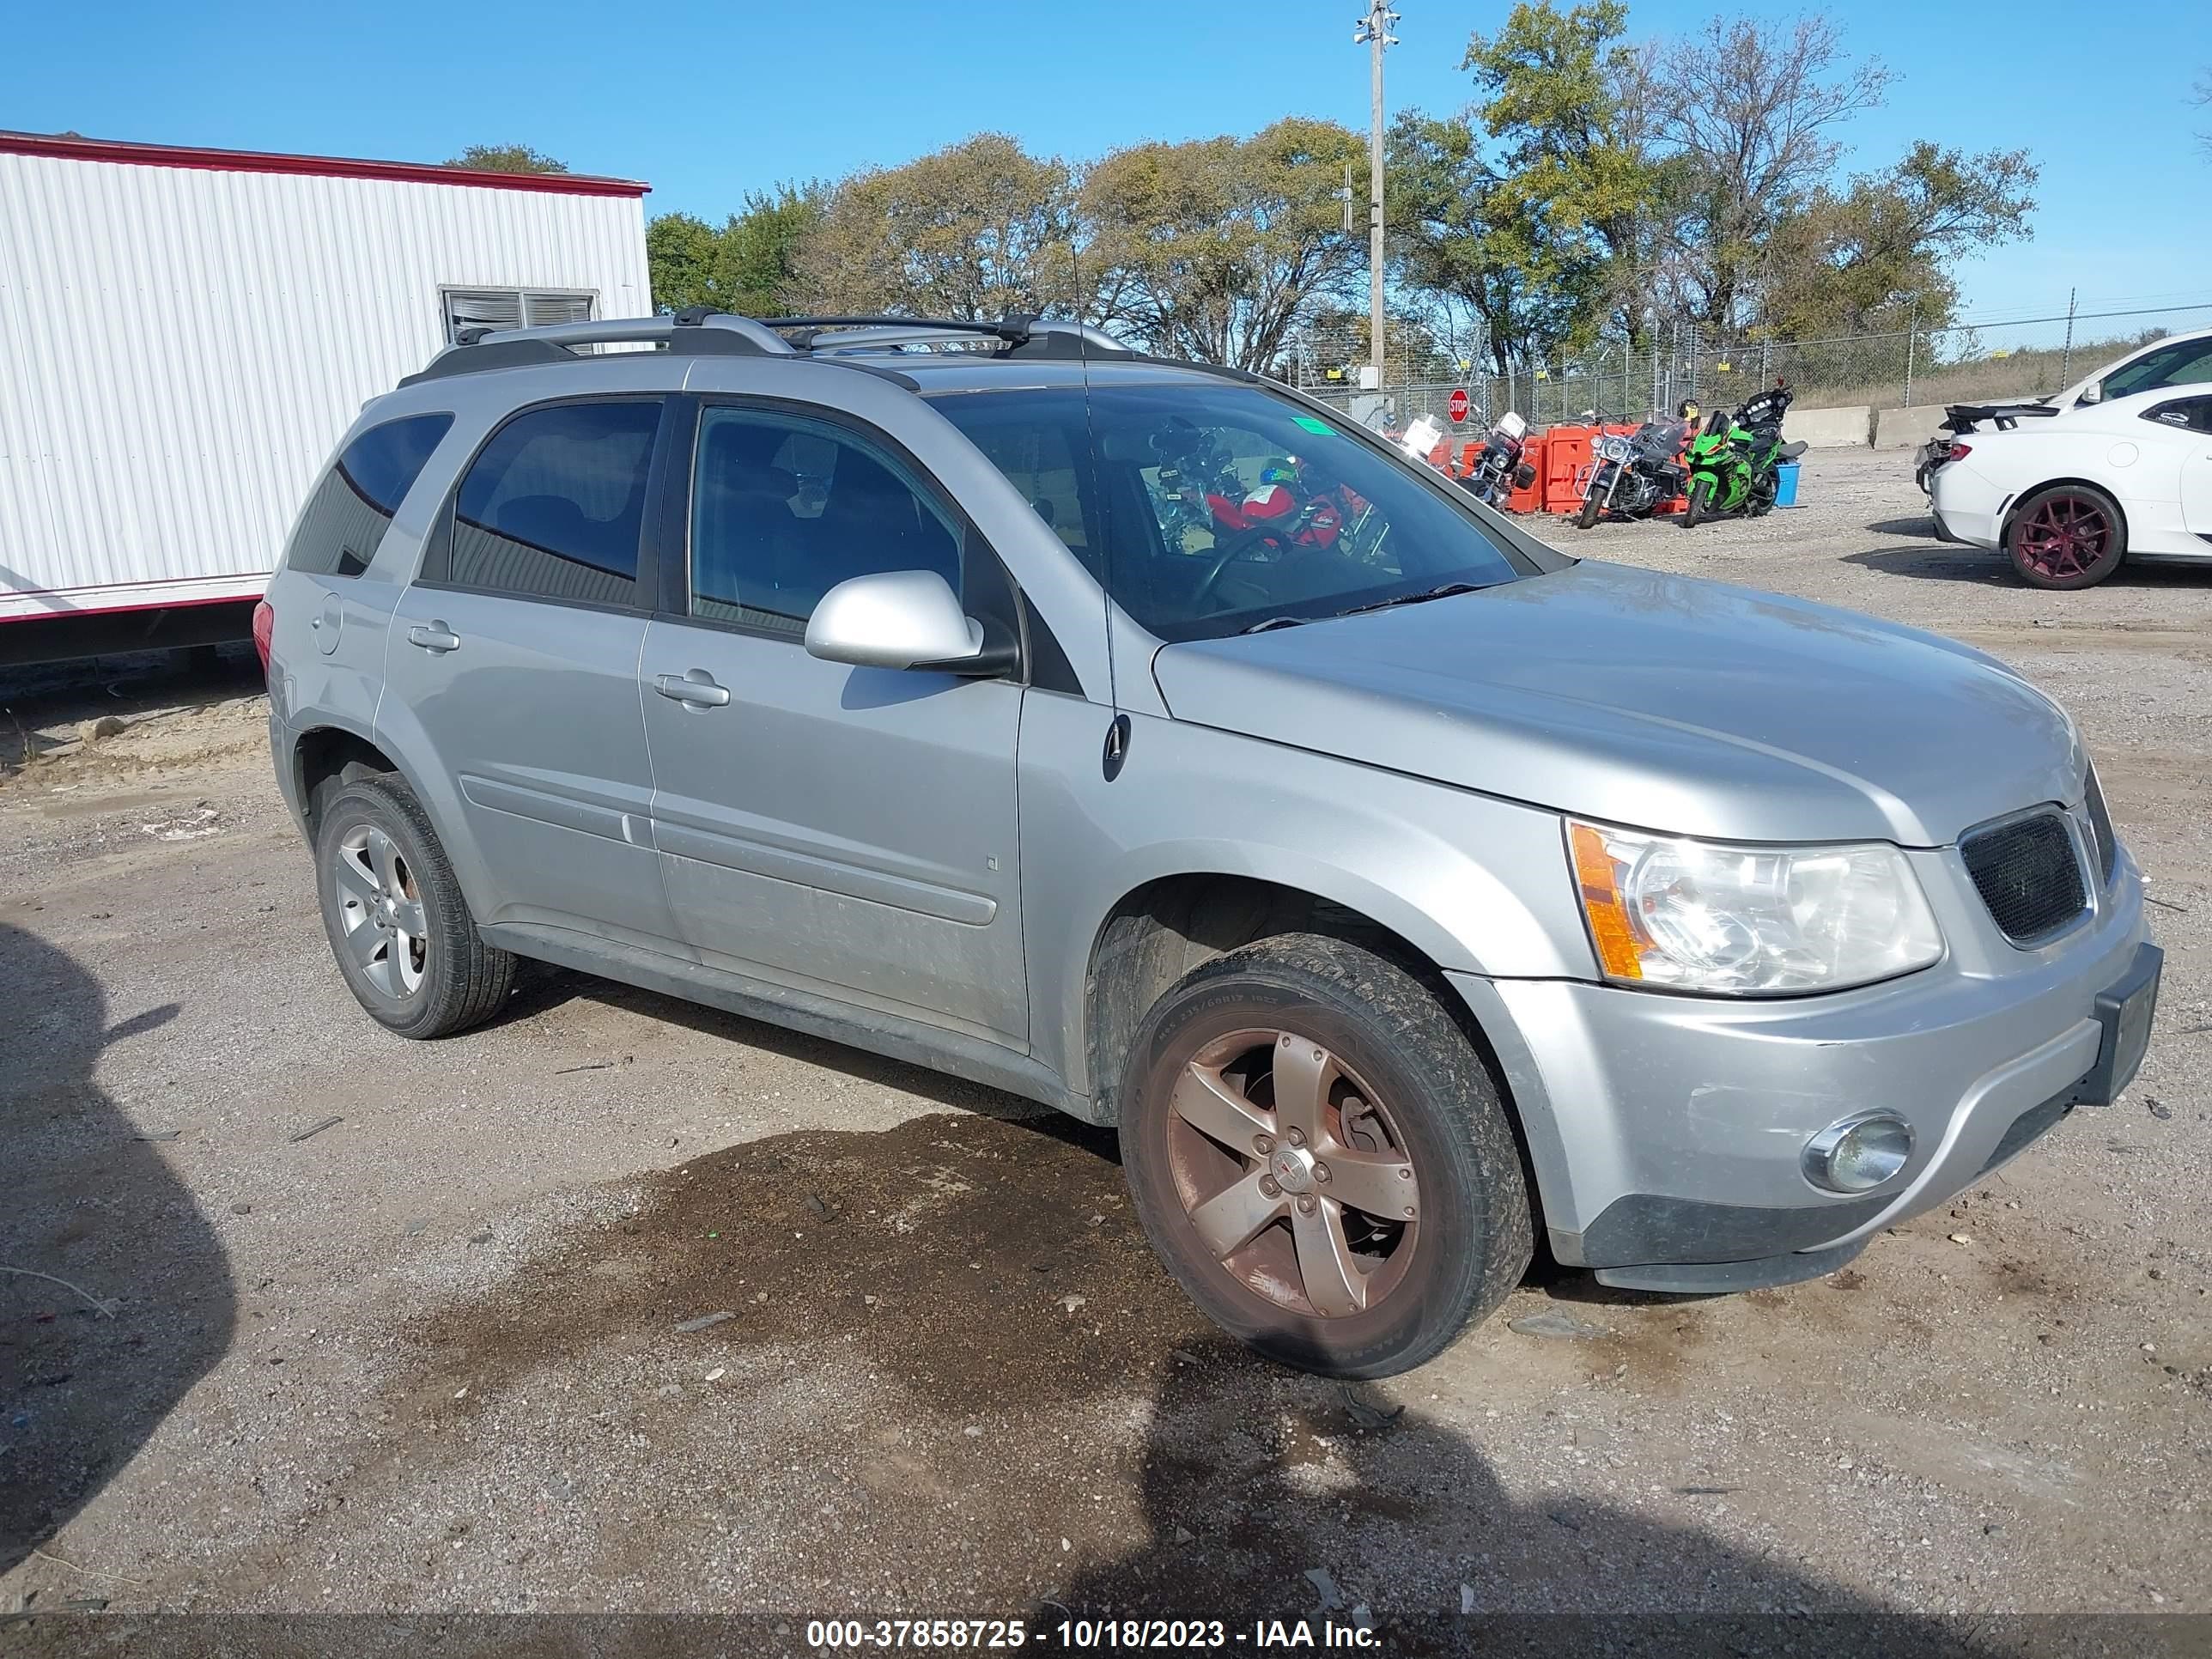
[1774,459,1802,507]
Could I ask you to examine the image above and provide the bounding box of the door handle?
[654,671,732,708]
[407,622,461,653]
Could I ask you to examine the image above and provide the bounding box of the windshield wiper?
[1334,581,1484,619]
[1240,615,1310,635]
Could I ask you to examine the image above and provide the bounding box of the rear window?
[283,413,453,578]
[931,380,1528,641]
[448,400,662,606]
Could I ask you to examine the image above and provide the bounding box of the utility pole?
[1355,2,1398,395]
[2060,287,2078,386]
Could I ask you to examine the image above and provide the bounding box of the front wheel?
[1119,933,1534,1378]
[1576,475,1606,530]
[2007,483,2126,590]
[1682,475,1714,527]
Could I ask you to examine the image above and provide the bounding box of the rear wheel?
[313,775,514,1038]
[2008,483,2125,590]
[1120,934,1533,1378]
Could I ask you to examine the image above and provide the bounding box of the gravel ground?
[3,450,2208,1654]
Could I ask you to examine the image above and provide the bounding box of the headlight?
[1568,821,1942,994]
[1595,436,1633,462]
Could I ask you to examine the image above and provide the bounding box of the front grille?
[2084,767,2118,884]
[1960,811,2087,944]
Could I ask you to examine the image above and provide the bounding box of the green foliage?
[799,134,1079,319]
[1084,118,1367,370]
[445,143,568,174]
[647,187,823,317]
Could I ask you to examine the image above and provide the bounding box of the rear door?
[382,397,688,953]
[639,397,1028,1042]
[2147,396,2212,538]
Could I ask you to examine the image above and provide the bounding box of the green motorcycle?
[1681,384,1802,527]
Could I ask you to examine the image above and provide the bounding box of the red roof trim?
[0,131,650,197]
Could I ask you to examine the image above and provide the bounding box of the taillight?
[252,599,275,678]
[1945,443,1971,464]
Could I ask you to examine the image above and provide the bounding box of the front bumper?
[1449,860,2154,1285]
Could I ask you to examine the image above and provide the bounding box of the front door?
[641,400,1028,1043]
[383,397,685,951]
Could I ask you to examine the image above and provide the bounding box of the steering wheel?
[1190,508,1322,610]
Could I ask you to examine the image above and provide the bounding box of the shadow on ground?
[1049,1343,1978,1656]
[362,1111,1978,1653]
[0,923,235,1575]
[0,643,262,773]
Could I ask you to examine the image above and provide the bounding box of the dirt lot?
[3,449,2209,1654]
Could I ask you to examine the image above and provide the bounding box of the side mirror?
[2077,382,2102,406]
[805,569,1004,675]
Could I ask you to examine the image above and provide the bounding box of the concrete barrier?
[1874,405,1949,450]
[1783,404,1873,447]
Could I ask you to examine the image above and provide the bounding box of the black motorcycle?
[1576,417,1690,528]
[1457,411,1535,510]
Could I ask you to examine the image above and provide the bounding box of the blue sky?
[7,0,2208,331]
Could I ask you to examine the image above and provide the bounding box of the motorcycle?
[1456,410,1536,510]
[1682,381,1803,527]
[1576,416,1691,528]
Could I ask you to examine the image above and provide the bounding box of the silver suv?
[261,312,2160,1378]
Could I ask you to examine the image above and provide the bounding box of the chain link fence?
[1289,300,2212,432]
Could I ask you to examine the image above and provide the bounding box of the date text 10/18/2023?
[806,1618,1384,1650]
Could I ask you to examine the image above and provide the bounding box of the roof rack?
[763,314,1138,361]
[402,310,799,385]
[401,308,1138,386]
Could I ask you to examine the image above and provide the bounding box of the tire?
[313,773,514,1039]
[1683,475,1713,527]
[2007,483,2126,590]
[1576,479,1605,530]
[1118,933,1533,1378]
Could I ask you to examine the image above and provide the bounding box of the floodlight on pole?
[1353,2,1397,393]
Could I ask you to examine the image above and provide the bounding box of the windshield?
[929,380,1530,642]
[2100,335,2212,402]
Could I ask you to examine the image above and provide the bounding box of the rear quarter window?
[283,413,454,578]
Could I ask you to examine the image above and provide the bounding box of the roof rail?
[401,309,799,385]
[762,314,1139,361]
[463,311,797,356]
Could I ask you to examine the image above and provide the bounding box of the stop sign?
[1447,386,1470,423]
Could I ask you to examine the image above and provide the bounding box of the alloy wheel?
[2017,494,2112,581]
[331,823,428,998]
[1164,1028,1419,1319]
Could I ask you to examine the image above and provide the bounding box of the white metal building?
[0,131,652,629]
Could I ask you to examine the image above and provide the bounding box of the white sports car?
[1926,378,2212,589]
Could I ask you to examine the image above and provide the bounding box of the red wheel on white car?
[2007,483,2125,590]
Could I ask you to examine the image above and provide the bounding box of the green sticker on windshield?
[1292,415,1336,435]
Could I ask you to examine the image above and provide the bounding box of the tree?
[1651,15,1894,334]
[1387,112,1595,374]
[1083,118,1366,371]
[2196,69,2212,159]
[1759,142,2037,337]
[445,143,568,174]
[1460,1,1670,340]
[648,188,824,316]
[797,134,1078,319]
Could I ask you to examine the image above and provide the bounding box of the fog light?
[1802,1112,1915,1194]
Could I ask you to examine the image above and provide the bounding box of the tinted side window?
[2145,397,2212,435]
[451,401,661,606]
[688,408,962,636]
[283,413,453,578]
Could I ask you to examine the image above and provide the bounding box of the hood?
[1150,561,2081,846]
